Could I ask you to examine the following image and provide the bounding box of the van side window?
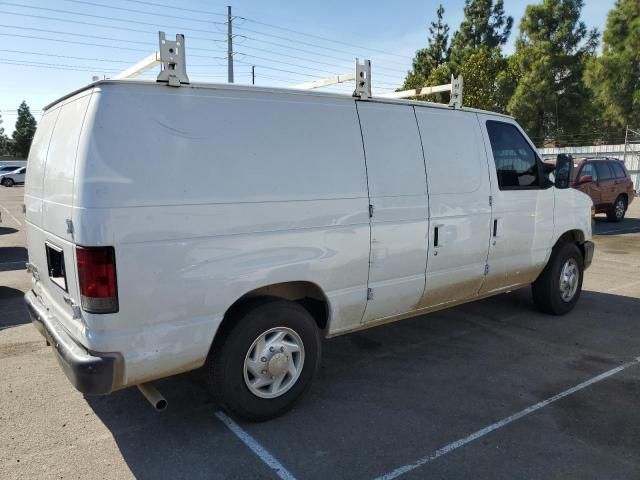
[486,121,540,190]
[579,163,597,181]
[610,162,626,178]
[595,162,613,180]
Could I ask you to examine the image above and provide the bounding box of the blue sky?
[0,0,615,134]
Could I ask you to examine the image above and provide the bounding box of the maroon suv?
[573,158,635,222]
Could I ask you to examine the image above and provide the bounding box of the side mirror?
[554,153,573,189]
[576,175,593,185]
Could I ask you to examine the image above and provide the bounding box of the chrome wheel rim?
[559,258,579,302]
[615,199,625,219]
[243,327,305,399]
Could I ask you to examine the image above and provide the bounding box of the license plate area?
[45,242,68,292]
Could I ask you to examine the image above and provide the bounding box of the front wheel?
[205,299,321,421]
[2,178,14,187]
[532,242,584,315]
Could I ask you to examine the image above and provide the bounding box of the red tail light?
[76,246,119,313]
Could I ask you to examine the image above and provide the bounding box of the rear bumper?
[25,290,117,395]
[582,241,595,270]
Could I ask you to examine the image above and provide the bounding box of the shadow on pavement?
[593,216,640,235]
[0,286,29,329]
[0,226,18,236]
[0,246,27,272]
[84,372,267,480]
[84,289,640,480]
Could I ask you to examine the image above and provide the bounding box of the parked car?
[24,80,593,421]
[572,158,635,222]
[0,166,26,187]
[0,164,25,173]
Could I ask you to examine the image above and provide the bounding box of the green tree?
[585,0,640,131]
[12,101,37,158]
[449,0,513,71]
[0,111,7,156]
[508,0,598,146]
[403,4,450,89]
[458,47,514,112]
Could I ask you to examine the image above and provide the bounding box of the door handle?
[433,225,441,255]
[493,219,498,237]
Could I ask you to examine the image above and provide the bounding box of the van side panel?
[73,85,371,386]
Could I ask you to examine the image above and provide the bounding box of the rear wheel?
[532,242,583,315]
[606,196,626,222]
[205,299,321,421]
[2,178,14,187]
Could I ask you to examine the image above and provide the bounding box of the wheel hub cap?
[243,327,305,399]
[559,258,579,302]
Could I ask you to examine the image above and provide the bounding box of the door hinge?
[484,264,490,276]
[367,288,374,301]
[489,195,493,207]
[368,204,374,218]
[65,219,74,235]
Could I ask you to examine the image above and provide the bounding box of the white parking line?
[215,411,297,480]
[1,206,22,226]
[374,357,640,480]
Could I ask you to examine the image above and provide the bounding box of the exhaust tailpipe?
[137,383,168,411]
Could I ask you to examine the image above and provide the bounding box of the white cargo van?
[24,79,594,420]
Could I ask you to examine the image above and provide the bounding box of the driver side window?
[486,121,540,190]
[579,163,597,181]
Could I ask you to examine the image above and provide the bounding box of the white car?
[0,166,26,187]
[24,79,594,420]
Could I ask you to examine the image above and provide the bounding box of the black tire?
[2,178,14,187]
[205,299,321,421]
[606,195,626,222]
[532,242,584,315]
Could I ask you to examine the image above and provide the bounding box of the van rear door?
[25,90,93,337]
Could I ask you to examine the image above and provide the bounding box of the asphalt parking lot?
[1,185,640,480]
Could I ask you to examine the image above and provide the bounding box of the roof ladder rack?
[378,74,464,108]
[114,31,189,87]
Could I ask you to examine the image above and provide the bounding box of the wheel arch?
[554,229,586,258]
[210,281,331,356]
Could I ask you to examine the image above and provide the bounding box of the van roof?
[44,79,514,120]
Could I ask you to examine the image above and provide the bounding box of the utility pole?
[623,125,629,165]
[252,65,255,85]
[227,5,234,83]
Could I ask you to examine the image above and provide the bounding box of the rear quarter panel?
[73,84,371,386]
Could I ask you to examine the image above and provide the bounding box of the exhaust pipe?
[137,383,168,411]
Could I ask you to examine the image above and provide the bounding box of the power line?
[0,2,224,35]
[239,35,408,79]
[62,0,225,25]
[239,16,413,61]
[0,31,150,52]
[234,25,410,69]
[0,58,120,73]
[4,9,405,82]
[123,0,226,17]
